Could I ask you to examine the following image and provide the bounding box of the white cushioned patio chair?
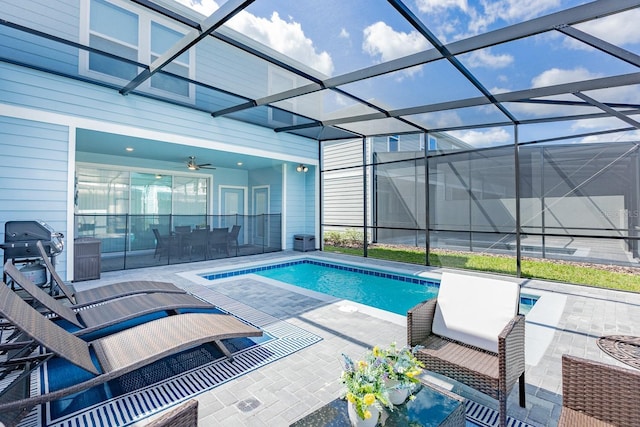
[407,271,526,427]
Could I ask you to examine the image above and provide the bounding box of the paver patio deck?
[69,251,640,427]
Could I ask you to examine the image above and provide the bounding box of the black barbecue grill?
[1,220,64,265]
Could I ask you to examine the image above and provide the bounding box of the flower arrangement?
[367,342,424,391]
[340,353,392,421]
[340,344,425,421]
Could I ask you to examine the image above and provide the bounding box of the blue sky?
[175,0,640,145]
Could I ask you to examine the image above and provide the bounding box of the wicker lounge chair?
[146,399,199,427]
[0,282,261,426]
[36,240,185,306]
[559,354,640,426]
[4,261,214,337]
[407,272,526,427]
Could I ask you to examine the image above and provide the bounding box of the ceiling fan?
[186,156,215,170]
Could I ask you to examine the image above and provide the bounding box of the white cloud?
[416,0,560,37]
[578,129,640,143]
[530,68,640,111]
[363,22,430,62]
[464,48,513,69]
[174,1,334,76]
[571,115,640,132]
[574,9,640,47]
[226,11,334,76]
[504,68,600,117]
[480,0,560,23]
[531,67,601,88]
[416,0,469,13]
[174,0,218,16]
[468,0,560,34]
[339,28,350,39]
[449,127,512,146]
[503,67,640,123]
[361,22,431,79]
[423,111,464,128]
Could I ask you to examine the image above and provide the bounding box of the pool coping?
[179,253,560,358]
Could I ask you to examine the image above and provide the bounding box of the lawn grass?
[324,245,640,292]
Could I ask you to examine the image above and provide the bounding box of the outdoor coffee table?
[291,379,466,427]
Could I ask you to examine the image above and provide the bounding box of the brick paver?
[73,251,640,427]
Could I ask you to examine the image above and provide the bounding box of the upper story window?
[81,0,194,100]
[88,0,138,80]
[150,23,190,97]
[388,135,399,152]
[428,136,438,152]
[268,67,298,126]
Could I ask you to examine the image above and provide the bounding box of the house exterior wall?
[0,7,319,276]
[322,139,369,236]
[284,164,317,249]
[0,116,71,278]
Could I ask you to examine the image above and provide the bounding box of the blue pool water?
[203,259,537,316]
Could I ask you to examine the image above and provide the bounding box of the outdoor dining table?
[170,227,231,259]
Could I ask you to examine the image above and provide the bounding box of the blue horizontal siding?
[3,0,79,41]
[1,63,318,161]
[0,115,69,278]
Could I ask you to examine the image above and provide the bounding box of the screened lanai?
[2,0,640,276]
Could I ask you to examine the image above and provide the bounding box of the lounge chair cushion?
[432,272,520,353]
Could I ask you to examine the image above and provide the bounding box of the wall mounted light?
[296,164,309,173]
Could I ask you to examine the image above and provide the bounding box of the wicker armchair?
[560,354,640,426]
[147,399,199,427]
[407,273,526,427]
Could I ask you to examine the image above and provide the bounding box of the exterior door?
[252,186,269,246]
[220,186,245,243]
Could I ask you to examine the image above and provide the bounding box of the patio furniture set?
[153,225,241,260]
[0,244,261,427]
[0,246,637,427]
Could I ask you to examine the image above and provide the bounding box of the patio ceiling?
[75,129,283,171]
[4,0,640,149]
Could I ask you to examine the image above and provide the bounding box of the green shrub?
[323,229,365,248]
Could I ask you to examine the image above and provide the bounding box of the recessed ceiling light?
[237,162,243,166]
[125,147,134,152]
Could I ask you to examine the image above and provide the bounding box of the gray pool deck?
[70,250,640,427]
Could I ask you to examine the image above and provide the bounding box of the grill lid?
[2,220,64,256]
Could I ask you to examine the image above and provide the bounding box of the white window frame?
[267,66,298,126]
[79,0,195,101]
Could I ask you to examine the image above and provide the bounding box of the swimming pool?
[202,258,537,316]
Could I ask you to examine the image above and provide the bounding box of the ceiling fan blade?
[197,163,212,167]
